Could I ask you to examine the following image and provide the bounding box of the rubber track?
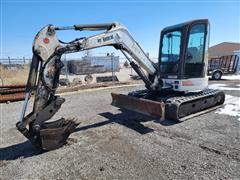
[165,89,220,104]
[165,89,225,121]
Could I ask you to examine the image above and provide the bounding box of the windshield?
[160,30,182,75]
[161,31,182,62]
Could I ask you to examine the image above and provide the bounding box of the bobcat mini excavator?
[17,19,225,150]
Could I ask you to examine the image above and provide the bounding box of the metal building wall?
[89,56,120,72]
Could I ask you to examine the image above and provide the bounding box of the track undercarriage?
[111,88,225,122]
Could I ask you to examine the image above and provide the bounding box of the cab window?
[161,31,182,63]
[184,24,206,77]
[160,31,182,74]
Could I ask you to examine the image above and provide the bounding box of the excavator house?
[17,19,225,150]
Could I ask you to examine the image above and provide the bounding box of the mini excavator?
[17,19,225,150]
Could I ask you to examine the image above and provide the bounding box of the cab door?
[184,23,208,78]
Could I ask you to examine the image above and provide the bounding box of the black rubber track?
[128,88,225,122]
[164,89,225,121]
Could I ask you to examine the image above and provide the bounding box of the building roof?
[210,42,240,48]
[209,42,240,58]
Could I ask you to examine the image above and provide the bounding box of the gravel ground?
[0,80,239,180]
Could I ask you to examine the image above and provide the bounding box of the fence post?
[8,56,11,65]
[23,57,26,64]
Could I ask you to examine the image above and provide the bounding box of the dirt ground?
[0,80,239,179]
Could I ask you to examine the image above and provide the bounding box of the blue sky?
[1,0,239,59]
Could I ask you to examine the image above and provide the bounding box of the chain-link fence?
[0,57,31,65]
[0,56,159,86]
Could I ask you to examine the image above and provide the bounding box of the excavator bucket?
[111,93,165,119]
[17,116,79,151]
[38,118,79,150]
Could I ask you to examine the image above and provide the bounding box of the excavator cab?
[158,19,209,92]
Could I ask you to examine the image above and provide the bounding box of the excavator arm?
[16,22,159,150]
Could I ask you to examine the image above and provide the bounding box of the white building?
[85,55,120,72]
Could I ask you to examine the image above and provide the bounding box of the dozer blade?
[111,93,165,119]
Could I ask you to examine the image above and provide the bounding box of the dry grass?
[0,65,29,85]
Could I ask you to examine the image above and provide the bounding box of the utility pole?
[8,56,11,65]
